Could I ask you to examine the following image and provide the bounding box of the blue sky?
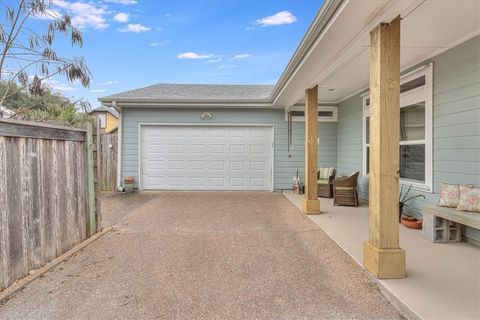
[27,0,323,107]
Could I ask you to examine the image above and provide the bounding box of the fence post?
[94,121,102,229]
[86,121,96,236]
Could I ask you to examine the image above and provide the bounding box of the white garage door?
[140,125,273,190]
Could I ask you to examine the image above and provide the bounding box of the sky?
[18,0,323,107]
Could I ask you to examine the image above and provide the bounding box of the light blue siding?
[121,108,337,190]
[336,35,480,241]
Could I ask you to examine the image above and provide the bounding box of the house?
[100,0,480,278]
[88,106,119,133]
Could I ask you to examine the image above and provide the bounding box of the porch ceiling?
[275,0,480,107]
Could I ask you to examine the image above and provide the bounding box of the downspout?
[112,101,124,192]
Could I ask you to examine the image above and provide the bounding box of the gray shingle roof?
[88,106,119,117]
[100,83,274,102]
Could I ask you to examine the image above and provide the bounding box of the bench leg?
[423,213,437,242]
[423,214,462,243]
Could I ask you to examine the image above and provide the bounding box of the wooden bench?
[423,206,480,243]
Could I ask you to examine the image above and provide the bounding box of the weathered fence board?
[99,132,118,191]
[0,120,96,291]
[0,119,86,141]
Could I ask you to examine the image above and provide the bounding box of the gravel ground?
[100,191,156,227]
[0,191,401,320]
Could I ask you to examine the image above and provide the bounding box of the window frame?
[284,106,338,122]
[362,62,433,192]
[98,113,107,129]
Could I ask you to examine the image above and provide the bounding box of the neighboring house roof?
[100,84,274,103]
[88,106,119,118]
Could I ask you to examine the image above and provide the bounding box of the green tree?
[0,0,91,105]
[0,81,89,125]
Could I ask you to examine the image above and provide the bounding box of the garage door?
[140,125,273,190]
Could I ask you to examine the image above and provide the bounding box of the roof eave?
[99,98,277,108]
[269,0,344,104]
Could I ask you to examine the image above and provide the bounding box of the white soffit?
[275,0,480,107]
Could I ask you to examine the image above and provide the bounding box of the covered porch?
[279,0,480,276]
[283,192,480,320]
[280,0,479,318]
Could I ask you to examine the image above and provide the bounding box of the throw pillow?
[438,183,460,208]
[457,185,480,212]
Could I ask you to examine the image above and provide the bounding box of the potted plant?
[399,185,425,229]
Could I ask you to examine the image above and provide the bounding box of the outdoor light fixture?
[201,112,212,120]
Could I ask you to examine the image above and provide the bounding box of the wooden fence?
[0,119,99,291]
[99,131,118,191]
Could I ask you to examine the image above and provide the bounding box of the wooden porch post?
[363,16,406,279]
[303,85,320,214]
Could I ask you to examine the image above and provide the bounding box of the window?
[362,63,433,191]
[98,113,106,129]
[285,106,338,122]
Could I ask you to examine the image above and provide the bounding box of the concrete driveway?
[0,192,400,319]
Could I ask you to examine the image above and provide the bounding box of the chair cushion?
[335,186,354,191]
[317,179,329,185]
[319,167,335,180]
[439,183,460,208]
[457,185,480,212]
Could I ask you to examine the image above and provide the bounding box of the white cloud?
[52,0,109,30]
[42,79,76,92]
[233,54,251,59]
[104,0,137,4]
[118,23,150,32]
[255,10,297,26]
[113,12,129,23]
[206,58,222,63]
[245,26,255,31]
[218,64,236,69]
[98,80,118,85]
[150,40,170,46]
[91,89,106,93]
[177,52,213,59]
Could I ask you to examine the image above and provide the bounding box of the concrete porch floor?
[283,191,480,320]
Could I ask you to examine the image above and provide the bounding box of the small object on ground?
[123,176,135,193]
[293,169,302,195]
[400,215,423,229]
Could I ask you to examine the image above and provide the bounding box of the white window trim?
[362,62,433,193]
[284,106,338,122]
[98,113,107,129]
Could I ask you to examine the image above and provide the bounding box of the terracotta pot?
[400,215,423,229]
[124,176,135,184]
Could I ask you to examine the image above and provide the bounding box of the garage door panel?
[230,127,246,138]
[168,160,186,170]
[189,160,206,170]
[188,176,206,186]
[250,128,267,138]
[251,161,266,171]
[250,177,267,188]
[250,144,266,155]
[230,144,246,155]
[209,160,226,171]
[141,125,273,190]
[209,144,225,155]
[189,144,206,154]
[231,161,246,171]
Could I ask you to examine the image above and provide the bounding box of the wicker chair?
[333,171,360,207]
[317,168,336,198]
